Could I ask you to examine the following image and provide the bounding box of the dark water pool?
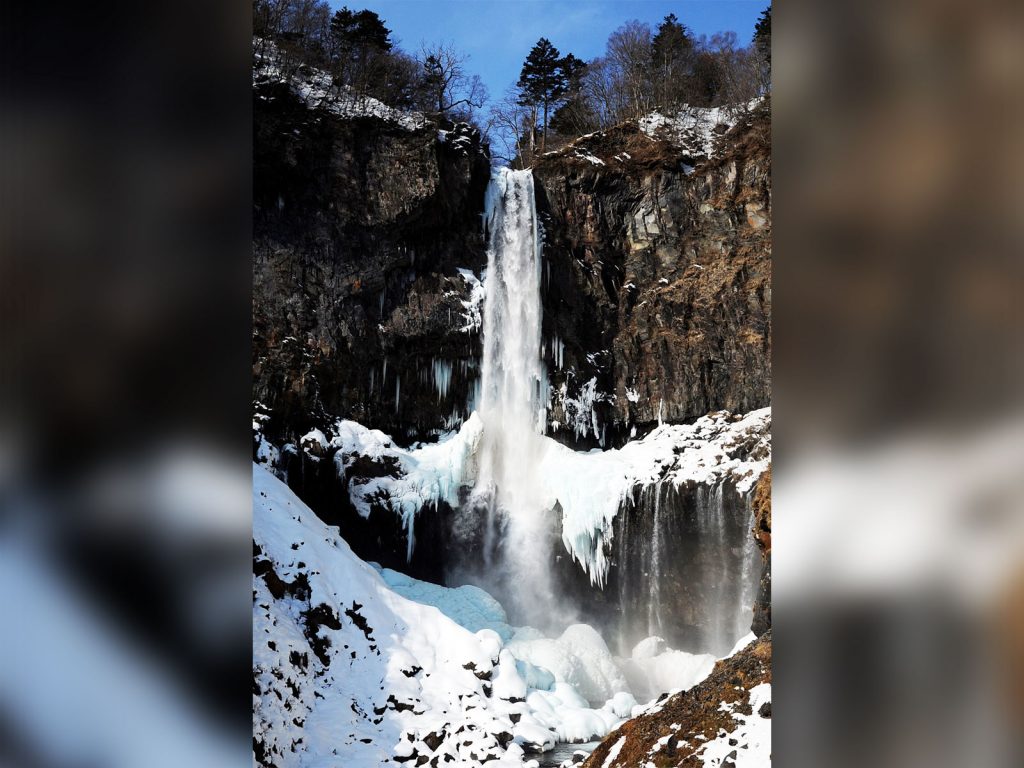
[531,741,600,768]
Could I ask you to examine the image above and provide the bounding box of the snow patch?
[637,101,759,159]
[696,683,771,767]
[253,40,426,130]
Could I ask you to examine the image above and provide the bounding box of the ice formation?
[617,636,717,705]
[301,405,769,591]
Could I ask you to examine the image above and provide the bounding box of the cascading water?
[472,167,554,627]
[610,479,762,657]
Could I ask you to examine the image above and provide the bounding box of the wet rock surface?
[751,468,772,637]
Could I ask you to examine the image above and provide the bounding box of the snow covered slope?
[253,464,643,767]
[253,39,426,130]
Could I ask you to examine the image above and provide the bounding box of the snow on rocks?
[694,683,771,768]
[573,150,606,166]
[253,40,427,131]
[638,101,761,159]
[253,464,634,767]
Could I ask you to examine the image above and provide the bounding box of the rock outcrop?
[581,632,772,768]
[253,81,491,446]
[751,466,772,637]
[533,102,771,448]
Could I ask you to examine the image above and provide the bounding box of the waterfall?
[471,168,553,626]
[647,484,663,638]
[459,166,764,649]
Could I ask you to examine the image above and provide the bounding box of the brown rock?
[582,632,771,768]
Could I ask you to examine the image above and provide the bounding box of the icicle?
[432,359,453,402]
[394,377,400,414]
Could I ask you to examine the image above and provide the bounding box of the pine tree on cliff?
[329,6,393,93]
[650,13,695,109]
[753,5,771,92]
[517,38,569,154]
[549,54,595,137]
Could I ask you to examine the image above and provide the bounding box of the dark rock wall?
[253,82,492,446]
[606,479,760,656]
[533,105,771,448]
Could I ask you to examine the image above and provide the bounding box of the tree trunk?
[542,100,548,154]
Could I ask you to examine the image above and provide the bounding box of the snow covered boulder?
[618,635,716,704]
[508,623,628,706]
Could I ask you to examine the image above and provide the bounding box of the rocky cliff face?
[254,93,770,453]
[253,88,772,651]
[253,81,491,446]
[532,103,771,449]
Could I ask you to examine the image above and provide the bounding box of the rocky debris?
[533,101,771,448]
[581,631,771,768]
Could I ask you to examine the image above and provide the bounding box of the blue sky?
[330,1,767,105]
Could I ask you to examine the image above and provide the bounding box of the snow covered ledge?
[258,407,770,586]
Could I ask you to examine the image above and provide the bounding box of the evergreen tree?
[329,7,392,53]
[329,6,393,93]
[549,54,595,137]
[517,38,569,153]
[650,13,694,108]
[753,5,771,91]
[422,54,447,113]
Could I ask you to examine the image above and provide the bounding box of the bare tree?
[418,42,488,121]
[579,56,618,129]
[606,20,653,121]
[253,0,331,82]
[487,87,535,167]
